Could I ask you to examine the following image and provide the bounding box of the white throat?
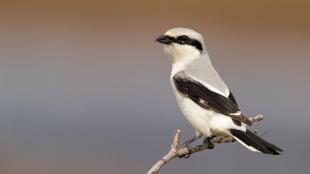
[165,45,203,77]
[165,44,200,61]
[171,57,194,77]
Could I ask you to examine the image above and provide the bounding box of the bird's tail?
[230,129,283,155]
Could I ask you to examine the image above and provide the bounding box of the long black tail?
[230,129,283,155]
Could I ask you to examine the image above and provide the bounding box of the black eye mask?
[176,35,203,51]
[156,35,203,51]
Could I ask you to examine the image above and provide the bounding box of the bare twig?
[249,114,264,123]
[146,114,264,174]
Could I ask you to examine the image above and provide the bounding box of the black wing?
[228,91,238,106]
[173,72,252,126]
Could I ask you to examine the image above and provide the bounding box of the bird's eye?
[177,35,189,43]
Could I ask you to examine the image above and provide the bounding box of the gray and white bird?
[156,27,282,155]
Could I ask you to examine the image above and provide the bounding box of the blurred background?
[0,0,309,173]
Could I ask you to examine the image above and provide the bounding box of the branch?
[146,114,264,174]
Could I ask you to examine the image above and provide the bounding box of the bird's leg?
[178,134,203,159]
[203,136,216,149]
[181,135,202,147]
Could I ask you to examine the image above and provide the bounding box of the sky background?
[0,0,309,174]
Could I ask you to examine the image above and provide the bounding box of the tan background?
[0,1,309,174]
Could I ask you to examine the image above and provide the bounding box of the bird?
[156,27,283,155]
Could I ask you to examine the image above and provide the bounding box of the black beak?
[156,35,175,44]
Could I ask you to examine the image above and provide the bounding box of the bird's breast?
[170,80,212,136]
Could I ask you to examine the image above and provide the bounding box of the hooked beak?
[155,35,175,44]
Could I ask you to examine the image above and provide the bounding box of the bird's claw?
[207,142,215,149]
[203,136,215,149]
[178,146,192,159]
[183,153,191,158]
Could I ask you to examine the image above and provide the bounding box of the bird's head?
[156,27,206,63]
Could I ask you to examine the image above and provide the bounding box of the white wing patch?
[199,98,208,105]
[189,74,229,97]
[229,111,242,116]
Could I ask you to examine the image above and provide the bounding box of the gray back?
[185,55,229,96]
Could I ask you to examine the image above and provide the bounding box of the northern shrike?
[156,27,282,155]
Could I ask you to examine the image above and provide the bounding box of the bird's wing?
[173,71,252,126]
[228,91,238,106]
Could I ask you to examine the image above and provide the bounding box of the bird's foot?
[183,153,191,158]
[203,136,216,149]
[178,146,192,159]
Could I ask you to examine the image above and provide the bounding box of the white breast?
[170,80,212,137]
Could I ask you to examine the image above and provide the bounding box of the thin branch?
[146,114,264,174]
[146,130,180,174]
